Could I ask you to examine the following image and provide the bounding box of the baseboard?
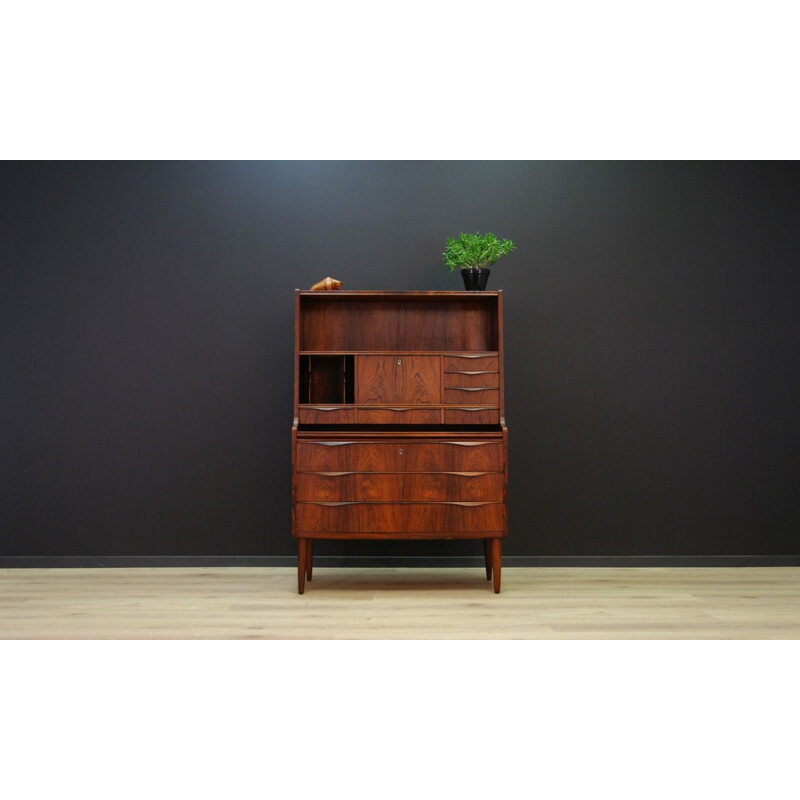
[1,555,799,568]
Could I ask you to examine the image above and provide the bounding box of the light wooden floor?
[1,566,798,639]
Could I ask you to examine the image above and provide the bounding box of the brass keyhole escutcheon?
[397,359,402,365]
[398,448,404,455]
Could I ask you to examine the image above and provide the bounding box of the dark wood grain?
[297,472,504,502]
[497,290,505,429]
[296,441,504,473]
[443,407,500,425]
[293,292,300,425]
[491,538,502,593]
[300,294,499,352]
[443,355,498,372]
[298,430,502,440]
[444,371,499,388]
[296,502,506,533]
[356,407,441,424]
[307,355,346,404]
[297,538,307,594]
[288,530,501,540]
[443,387,500,404]
[298,407,357,424]
[356,355,440,404]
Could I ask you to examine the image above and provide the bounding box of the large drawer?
[296,501,506,533]
[297,441,504,473]
[297,471,503,502]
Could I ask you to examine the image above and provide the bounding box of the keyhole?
[399,448,404,455]
[397,359,402,365]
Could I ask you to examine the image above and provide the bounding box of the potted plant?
[443,231,516,290]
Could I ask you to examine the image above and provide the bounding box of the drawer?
[444,371,499,388]
[443,354,498,372]
[297,441,504,473]
[297,471,503,502]
[444,387,500,404]
[296,501,506,533]
[357,407,441,424]
[444,407,500,425]
[298,406,357,425]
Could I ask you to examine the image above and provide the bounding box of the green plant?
[443,231,516,273]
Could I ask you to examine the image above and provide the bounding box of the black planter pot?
[461,268,491,291]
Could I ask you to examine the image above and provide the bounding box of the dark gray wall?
[2,161,798,563]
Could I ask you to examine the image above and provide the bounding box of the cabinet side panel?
[497,291,506,425]
[294,291,301,422]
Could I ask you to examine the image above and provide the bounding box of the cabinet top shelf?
[297,290,501,297]
[297,289,502,355]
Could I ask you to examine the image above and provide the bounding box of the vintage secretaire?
[291,290,508,592]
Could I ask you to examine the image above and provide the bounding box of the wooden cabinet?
[292,291,508,593]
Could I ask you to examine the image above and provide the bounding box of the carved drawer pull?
[444,370,497,375]
[306,501,361,506]
[305,470,493,477]
[308,440,496,447]
[301,470,497,478]
[443,502,494,507]
[454,407,495,412]
[445,471,492,476]
[447,386,496,392]
[307,407,346,411]
[450,353,495,359]
[310,471,356,476]
[385,407,413,412]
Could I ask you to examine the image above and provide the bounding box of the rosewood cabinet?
[291,291,508,593]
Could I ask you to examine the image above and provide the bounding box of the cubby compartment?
[299,292,499,352]
[300,355,354,404]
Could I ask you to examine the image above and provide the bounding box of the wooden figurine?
[310,277,342,291]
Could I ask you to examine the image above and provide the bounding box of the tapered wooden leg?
[297,538,307,594]
[306,539,314,582]
[491,538,502,594]
[483,539,492,581]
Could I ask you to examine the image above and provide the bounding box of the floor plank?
[1,567,798,639]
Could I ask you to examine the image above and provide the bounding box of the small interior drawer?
[444,387,500,404]
[444,355,498,372]
[444,407,500,425]
[444,371,499,388]
[298,406,357,424]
